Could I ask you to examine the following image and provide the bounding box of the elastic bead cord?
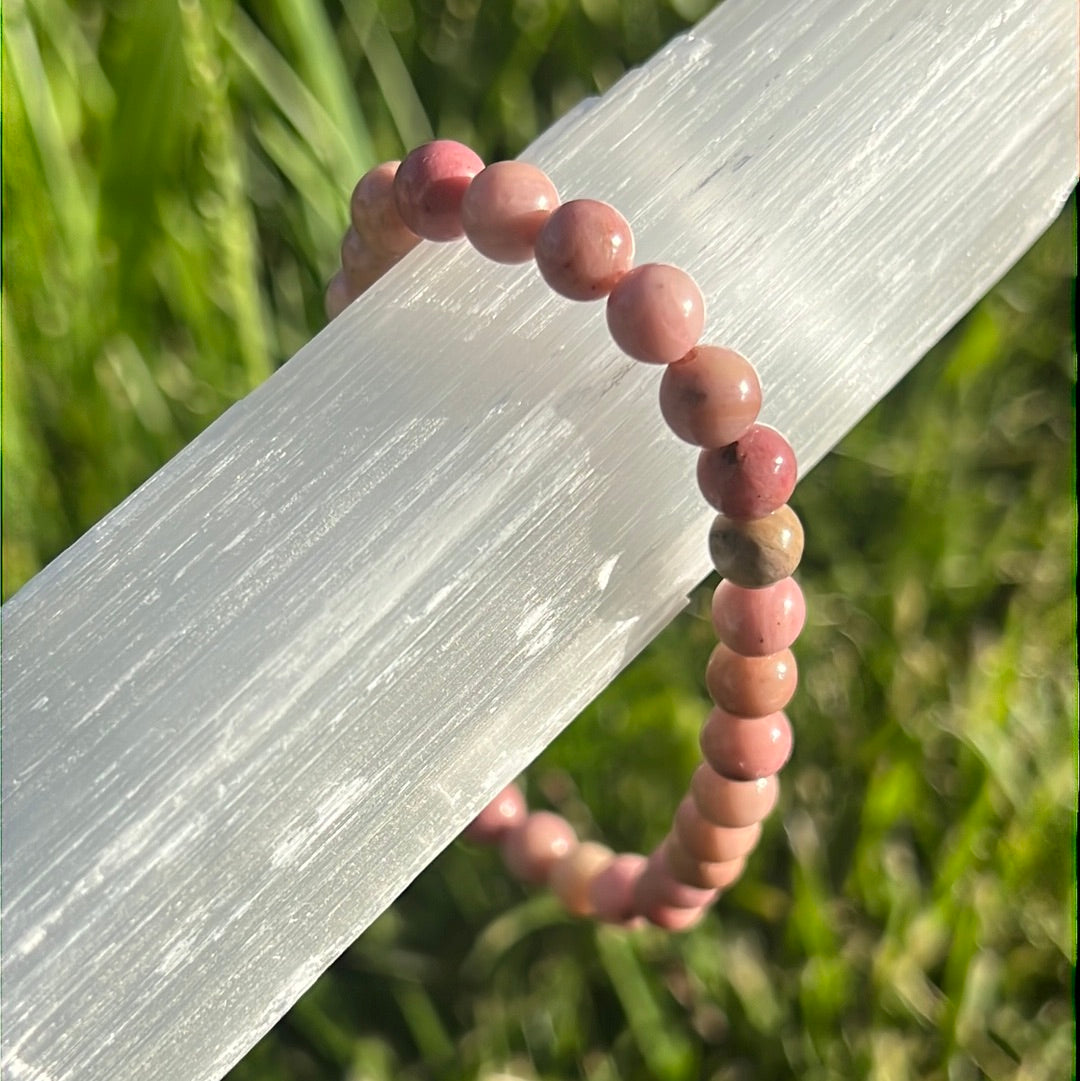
[326,144,810,931]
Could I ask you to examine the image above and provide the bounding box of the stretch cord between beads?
[326,141,806,932]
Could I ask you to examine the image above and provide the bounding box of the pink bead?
[663,838,748,890]
[634,842,718,909]
[549,841,614,917]
[673,798,762,862]
[588,852,648,925]
[699,707,794,781]
[705,643,798,717]
[711,577,806,656]
[324,270,354,320]
[462,161,560,263]
[606,263,705,365]
[462,783,527,844]
[500,811,577,884]
[658,346,762,446]
[643,902,709,932]
[691,765,780,828]
[340,227,391,293]
[350,162,421,257]
[697,425,798,518]
[534,199,634,300]
[394,140,485,241]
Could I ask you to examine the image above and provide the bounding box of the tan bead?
[340,227,392,293]
[708,504,804,588]
[664,837,748,890]
[690,765,780,828]
[549,841,615,917]
[324,270,354,321]
[672,796,762,862]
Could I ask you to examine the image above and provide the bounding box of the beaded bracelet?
[326,141,805,932]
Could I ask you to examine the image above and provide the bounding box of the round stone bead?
[672,797,762,863]
[606,263,705,364]
[634,842,718,910]
[711,577,806,656]
[690,765,780,828]
[462,783,527,844]
[658,346,762,446]
[534,199,634,300]
[705,643,798,716]
[663,837,748,891]
[550,841,615,917]
[350,161,421,257]
[462,161,560,263]
[340,227,391,293]
[699,707,794,781]
[500,811,577,885]
[588,852,648,926]
[697,424,798,518]
[324,270,353,320]
[708,505,804,588]
[394,140,485,241]
[643,903,709,932]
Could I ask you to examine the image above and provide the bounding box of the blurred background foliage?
[1,1,1075,1079]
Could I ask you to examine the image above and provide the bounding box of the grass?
[2,2,1075,1080]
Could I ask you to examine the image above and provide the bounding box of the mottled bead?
[588,852,648,926]
[699,707,793,781]
[663,837,748,890]
[550,841,615,917]
[462,161,560,263]
[706,643,798,717]
[394,140,485,241]
[712,577,806,656]
[691,764,780,828]
[673,797,762,863]
[462,783,527,844]
[634,842,718,910]
[350,161,421,257]
[324,270,354,321]
[605,263,705,364]
[500,811,577,884]
[708,505,804,588]
[534,199,634,300]
[340,227,391,293]
[697,425,797,517]
[658,346,762,446]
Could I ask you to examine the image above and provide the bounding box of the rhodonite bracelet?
[326,141,806,931]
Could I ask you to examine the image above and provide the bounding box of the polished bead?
[500,811,577,884]
[550,841,615,917]
[673,797,762,863]
[706,643,798,716]
[340,227,391,293]
[708,505,804,588]
[697,425,797,517]
[324,270,354,320]
[606,263,705,364]
[462,783,527,844]
[394,140,485,241]
[534,199,634,300]
[588,852,648,926]
[691,765,780,827]
[634,842,718,910]
[711,577,806,656]
[350,161,421,257]
[663,839,748,890]
[658,346,762,445]
[462,161,560,263]
[699,707,793,780]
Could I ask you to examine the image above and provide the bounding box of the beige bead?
[708,504,804,588]
[549,841,615,917]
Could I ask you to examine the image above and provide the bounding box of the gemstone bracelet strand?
[326,141,805,931]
